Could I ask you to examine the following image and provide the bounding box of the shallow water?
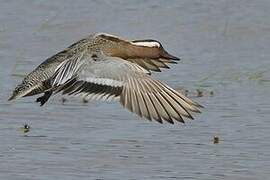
[1,0,270,179]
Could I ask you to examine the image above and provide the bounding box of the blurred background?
[0,0,270,179]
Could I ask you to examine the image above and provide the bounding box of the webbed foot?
[36,91,52,106]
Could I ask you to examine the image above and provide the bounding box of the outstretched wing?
[93,33,180,72]
[51,52,201,124]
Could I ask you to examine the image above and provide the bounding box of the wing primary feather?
[136,91,151,120]
[161,87,194,119]
[149,79,193,119]
[159,92,186,122]
[144,78,174,123]
[130,78,142,117]
[139,79,162,123]
[145,80,178,123]
[132,78,151,120]
[164,85,202,111]
[148,80,181,124]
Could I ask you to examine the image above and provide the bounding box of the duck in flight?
[9,33,202,124]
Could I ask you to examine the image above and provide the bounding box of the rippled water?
[1,0,270,179]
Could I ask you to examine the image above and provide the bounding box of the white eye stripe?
[131,41,160,48]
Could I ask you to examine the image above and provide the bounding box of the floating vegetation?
[247,70,269,82]
[194,72,218,88]
[19,123,31,135]
[213,136,220,144]
[184,89,189,96]
[192,67,270,89]
[176,87,215,98]
[196,89,203,97]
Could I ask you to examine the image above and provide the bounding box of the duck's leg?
[36,90,52,106]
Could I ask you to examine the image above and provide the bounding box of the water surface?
[0,0,270,179]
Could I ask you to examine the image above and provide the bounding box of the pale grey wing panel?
[51,53,149,102]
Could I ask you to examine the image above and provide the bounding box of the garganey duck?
[9,33,202,124]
